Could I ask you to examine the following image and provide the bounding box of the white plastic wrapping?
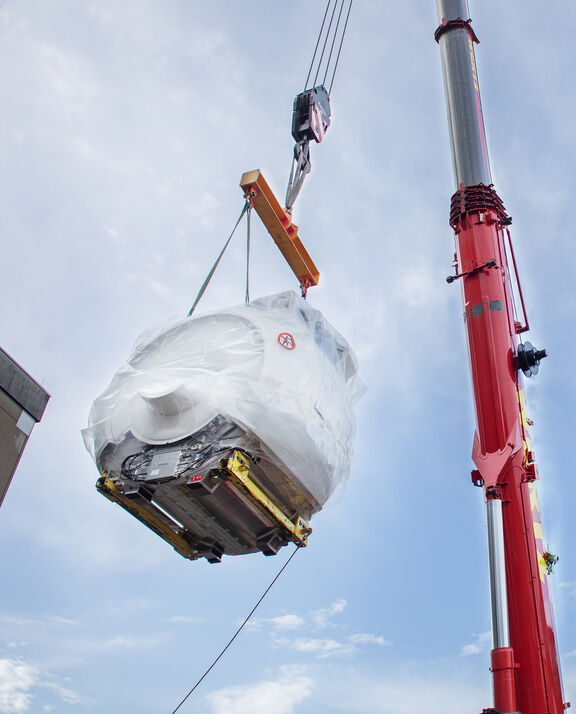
[83,291,364,506]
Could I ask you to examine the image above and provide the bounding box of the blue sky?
[1,1,576,712]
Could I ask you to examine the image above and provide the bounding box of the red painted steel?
[491,647,517,713]
[450,190,566,713]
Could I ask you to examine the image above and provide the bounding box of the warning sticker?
[277,333,296,350]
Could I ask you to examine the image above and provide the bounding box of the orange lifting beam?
[240,169,320,291]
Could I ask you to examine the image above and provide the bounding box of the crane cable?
[245,198,252,304]
[286,0,353,213]
[170,544,304,714]
[304,0,353,97]
[328,0,353,95]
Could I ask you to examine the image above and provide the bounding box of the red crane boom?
[435,2,567,712]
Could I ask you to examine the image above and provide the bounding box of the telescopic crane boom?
[435,2,567,713]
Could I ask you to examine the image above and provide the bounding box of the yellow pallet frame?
[96,475,198,559]
[220,450,311,546]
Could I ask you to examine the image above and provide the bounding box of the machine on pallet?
[83,291,363,563]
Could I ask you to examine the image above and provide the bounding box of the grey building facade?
[0,347,50,507]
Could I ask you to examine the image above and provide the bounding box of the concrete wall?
[0,348,49,507]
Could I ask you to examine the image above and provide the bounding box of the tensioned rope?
[322,0,346,88]
[304,0,353,95]
[328,0,353,96]
[304,0,332,91]
[312,0,339,88]
[187,201,249,317]
[170,544,303,714]
[245,200,252,304]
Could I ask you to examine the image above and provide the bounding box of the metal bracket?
[285,141,311,213]
[471,469,484,488]
[447,258,497,283]
[434,17,479,44]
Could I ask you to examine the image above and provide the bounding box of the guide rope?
[170,544,303,713]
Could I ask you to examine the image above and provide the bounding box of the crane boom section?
[453,191,564,714]
[435,2,566,712]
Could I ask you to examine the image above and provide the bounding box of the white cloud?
[290,638,354,658]
[83,634,166,653]
[102,598,158,617]
[126,273,174,298]
[318,663,490,714]
[0,658,93,713]
[348,633,391,647]
[394,257,445,310]
[0,657,94,713]
[166,615,205,625]
[0,616,76,629]
[205,666,313,714]
[250,602,343,634]
[46,617,78,627]
[39,44,96,113]
[0,659,37,713]
[559,582,576,597]
[267,614,305,631]
[285,632,389,659]
[460,631,491,656]
[311,599,347,628]
[42,682,91,707]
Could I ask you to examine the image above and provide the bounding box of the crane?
[435,2,567,712]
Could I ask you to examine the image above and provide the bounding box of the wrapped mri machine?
[83,292,364,563]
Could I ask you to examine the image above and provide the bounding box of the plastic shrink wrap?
[83,291,364,561]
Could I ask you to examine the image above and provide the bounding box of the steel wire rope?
[328,0,353,96]
[312,0,339,88]
[305,0,353,94]
[187,201,249,317]
[322,0,346,87]
[170,544,304,714]
[245,200,252,304]
[304,0,333,90]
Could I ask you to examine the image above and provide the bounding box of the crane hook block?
[240,169,320,290]
[291,85,331,144]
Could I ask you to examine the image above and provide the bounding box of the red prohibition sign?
[277,332,296,350]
